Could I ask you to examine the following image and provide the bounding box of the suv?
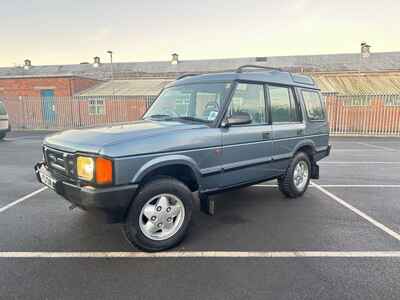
[0,100,10,140]
[35,65,330,251]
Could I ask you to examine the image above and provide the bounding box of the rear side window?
[0,101,6,115]
[302,90,325,121]
[268,86,301,123]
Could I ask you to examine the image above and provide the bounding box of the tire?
[124,178,193,252]
[0,132,5,140]
[278,152,311,198]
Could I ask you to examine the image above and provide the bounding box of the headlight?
[77,156,94,181]
[76,156,113,185]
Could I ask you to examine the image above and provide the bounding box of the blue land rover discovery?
[35,65,331,251]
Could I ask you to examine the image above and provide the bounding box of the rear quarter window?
[301,90,325,121]
[0,101,7,115]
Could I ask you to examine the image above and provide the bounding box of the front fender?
[130,154,202,184]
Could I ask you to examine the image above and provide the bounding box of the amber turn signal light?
[95,157,113,184]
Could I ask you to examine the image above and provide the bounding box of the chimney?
[93,56,101,68]
[360,42,371,59]
[23,59,32,70]
[171,53,179,65]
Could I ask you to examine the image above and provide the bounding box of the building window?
[302,90,325,121]
[344,96,371,107]
[88,99,105,115]
[384,95,400,107]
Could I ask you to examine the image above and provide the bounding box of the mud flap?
[311,163,320,179]
[199,194,215,216]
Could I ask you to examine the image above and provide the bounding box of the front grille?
[43,146,75,177]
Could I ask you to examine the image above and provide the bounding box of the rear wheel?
[278,152,311,198]
[124,178,193,252]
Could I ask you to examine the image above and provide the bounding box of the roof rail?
[236,65,283,73]
[176,73,199,80]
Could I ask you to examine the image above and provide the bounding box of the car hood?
[44,120,209,155]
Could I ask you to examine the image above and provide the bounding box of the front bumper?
[34,162,138,223]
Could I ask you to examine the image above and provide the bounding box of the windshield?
[144,83,231,123]
[0,101,7,116]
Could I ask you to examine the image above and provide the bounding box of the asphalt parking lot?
[1,132,400,299]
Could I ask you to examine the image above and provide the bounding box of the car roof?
[166,69,319,90]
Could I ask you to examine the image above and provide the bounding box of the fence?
[2,96,155,130]
[325,93,400,136]
[2,93,400,136]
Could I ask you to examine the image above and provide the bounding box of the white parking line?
[0,187,47,213]
[314,185,400,188]
[321,162,400,165]
[370,142,400,144]
[332,149,395,152]
[0,251,400,258]
[356,141,397,152]
[311,182,400,242]
[253,184,400,188]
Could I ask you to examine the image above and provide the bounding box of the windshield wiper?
[145,114,173,120]
[172,116,210,123]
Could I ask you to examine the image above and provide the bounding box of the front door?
[41,89,56,124]
[220,82,274,188]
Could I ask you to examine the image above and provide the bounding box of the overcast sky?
[1,0,399,66]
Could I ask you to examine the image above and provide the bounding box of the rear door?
[268,85,305,173]
[220,82,274,187]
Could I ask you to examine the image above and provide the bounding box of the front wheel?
[278,152,311,198]
[124,178,193,252]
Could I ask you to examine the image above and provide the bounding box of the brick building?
[0,75,100,98]
[0,59,102,128]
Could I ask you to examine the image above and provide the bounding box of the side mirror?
[222,112,252,127]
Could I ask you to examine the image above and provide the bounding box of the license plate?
[39,170,56,190]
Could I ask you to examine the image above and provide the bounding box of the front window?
[226,83,267,125]
[144,83,231,123]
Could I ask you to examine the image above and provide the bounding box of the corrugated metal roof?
[78,79,172,96]
[313,72,400,94]
[1,51,400,80]
[80,72,400,96]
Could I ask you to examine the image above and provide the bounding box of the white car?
[0,100,10,140]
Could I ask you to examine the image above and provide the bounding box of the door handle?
[297,129,304,135]
[262,132,271,139]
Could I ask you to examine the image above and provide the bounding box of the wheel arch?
[293,140,317,160]
[131,155,201,192]
[293,140,319,179]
